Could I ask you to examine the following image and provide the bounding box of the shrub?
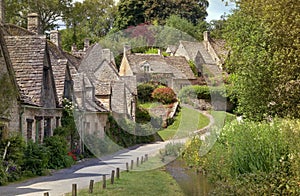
[188,60,198,76]
[43,136,74,169]
[136,106,151,124]
[137,83,155,103]
[23,140,49,176]
[152,87,177,104]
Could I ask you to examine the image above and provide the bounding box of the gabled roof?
[178,41,216,65]
[125,54,196,80]
[5,35,48,106]
[166,45,178,54]
[209,39,228,64]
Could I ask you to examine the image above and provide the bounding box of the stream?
[166,159,213,196]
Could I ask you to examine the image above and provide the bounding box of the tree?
[113,0,209,31]
[5,0,72,32]
[225,0,300,120]
[62,0,116,51]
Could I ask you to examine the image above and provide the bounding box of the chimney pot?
[203,31,210,42]
[83,38,90,51]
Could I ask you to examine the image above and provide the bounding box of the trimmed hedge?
[152,87,177,104]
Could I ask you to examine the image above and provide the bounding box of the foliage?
[224,0,300,120]
[22,140,49,176]
[62,0,116,50]
[0,73,17,118]
[43,135,74,169]
[135,106,151,124]
[182,136,202,167]
[185,119,300,195]
[5,0,72,32]
[152,87,177,104]
[137,83,155,103]
[113,0,209,31]
[159,142,184,161]
[188,60,198,77]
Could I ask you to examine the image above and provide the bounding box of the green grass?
[138,102,160,109]
[158,106,210,140]
[209,110,236,128]
[66,161,184,196]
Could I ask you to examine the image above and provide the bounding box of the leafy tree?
[5,0,72,32]
[224,0,300,120]
[62,0,116,51]
[113,0,208,31]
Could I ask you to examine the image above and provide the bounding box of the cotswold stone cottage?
[119,47,196,93]
[0,16,62,142]
[78,43,137,121]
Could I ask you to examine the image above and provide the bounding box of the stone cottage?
[78,43,137,121]
[119,47,196,93]
[0,16,62,143]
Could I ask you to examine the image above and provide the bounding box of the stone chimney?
[103,49,111,62]
[203,31,210,42]
[0,0,4,23]
[83,38,90,51]
[123,44,131,55]
[50,30,61,47]
[158,48,161,56]
[27,13,41,34]
[71,43,78,53]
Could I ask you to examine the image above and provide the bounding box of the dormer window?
[141,61,151,72]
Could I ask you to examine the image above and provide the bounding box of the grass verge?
[158,106,210,140]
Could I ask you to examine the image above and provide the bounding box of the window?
[144,64,150,72]
[26,119,34,141]
[44,117,52,138]
[56,117,60,128]
[35,116,43,143]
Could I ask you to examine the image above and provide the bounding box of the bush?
[187,119,300,195]
[137,83,155,103]
[43,136,74,169]
[152,87,177,104]
[136,106,151,124]
[23,140,49,176]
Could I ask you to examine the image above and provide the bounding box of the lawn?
[158,106,210,140]
[65,161,184,196]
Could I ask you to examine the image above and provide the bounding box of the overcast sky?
[74,0,235,22]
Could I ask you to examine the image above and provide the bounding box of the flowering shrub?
[151,87,177,104]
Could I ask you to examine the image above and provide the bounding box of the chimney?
[71,43,78,53]
[27,13,41,34]
[50,30,61,47]
[158,48,161,56]
[123,44,131,55]
[0,0,4,23]
[83,38,90,51]
[203,31,210,42]
[102,49,111,62]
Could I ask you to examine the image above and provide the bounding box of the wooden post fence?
[72,184,77,196]
[136,157,139,167]
[89,180,94,193]
[131,160,134,169]
[116,168,120,179]
[126,162,129,172]
[111,170,115,184]
[141,156,144,164]
[103,175,107,189]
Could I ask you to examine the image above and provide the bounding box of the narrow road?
[0,139,186,196]
[0,107,213,196]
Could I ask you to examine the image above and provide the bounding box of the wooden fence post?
[126,162,129,172]
[131,160,134,169]
[89,180,94,193]
[145,154,148,161]
[111,170,115,184]
[141,156,144,164]
[72,184,77,196]
[103,175,107,189]
[116,168,120,179]
[136,157,139,167]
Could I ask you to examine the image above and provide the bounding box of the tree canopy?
[225,0,300,120]
[113,0,209,31]
[5,0,72,32]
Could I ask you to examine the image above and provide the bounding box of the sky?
[74,0,235,22]
[206,0,235,22]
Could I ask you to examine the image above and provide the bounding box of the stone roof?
[5,35,48,106]
[166,45,178,54]
[210,39,228,63]
[126,54,196,80]
[178,41,216,65]
[95,82,111,96]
